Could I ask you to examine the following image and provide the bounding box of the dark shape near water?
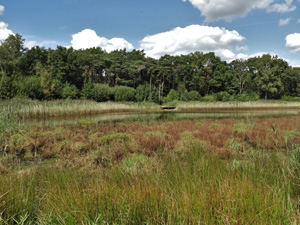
[161,106,176,110]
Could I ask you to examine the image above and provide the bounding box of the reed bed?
[0,98,160,120]
[0,117,300,224]
[176,100,300,111]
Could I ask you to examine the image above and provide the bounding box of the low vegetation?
[0,116,300,224]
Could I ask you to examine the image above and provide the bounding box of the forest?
[1,33,300,103]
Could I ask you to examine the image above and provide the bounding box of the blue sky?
[0,0,299,66]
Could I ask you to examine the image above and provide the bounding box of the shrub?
[14,76,43,100]
[62,83,80,99]
[164,89,179,103]
[235,92,260,101]
[91,84,112,102]
[215,91,231,101]
[281,96,300,102]
[136,84,150,102]
[114,86,136,102]
[186,90,201,101]
[81,79,94,100]
[0,75,15,99]
[199,95,216,102]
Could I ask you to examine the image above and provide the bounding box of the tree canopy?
[1,34,299,102]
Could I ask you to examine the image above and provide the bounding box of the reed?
[0,98,160,119]
[176,100,300,111]
[0,117,300,224]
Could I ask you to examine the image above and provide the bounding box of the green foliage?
[62,82,80,99]
[1,33,300,103]
[164,89,179,102]
[81,79,94,100]
[215,91,231,101]
[281,96,300,102]
[114,86,136,102]
[135,84,150,102]
[0,75,15,99]
[91,84,112,102]
[199,95,216,102]
[14,76,43,99]
[186,90,201,101]
[235,92,260,101]
[100,132,129,143]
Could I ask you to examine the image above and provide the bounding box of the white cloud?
[267,0,296,13]
[233,51,299,67]
[286,33,300,53]
[0,21,14,41]
[279,18,291,26]
[182,0,296,22]
[235,45,248,51]
[71,29,134,52]
[297,19,300,23]
[25,40,58,49]
[0,5,4,15]
[139,25,245,60]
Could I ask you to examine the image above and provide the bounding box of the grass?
[0,117,300,223]
[2,98,300,122]
[0,98,160,120]
[176,100,300,111]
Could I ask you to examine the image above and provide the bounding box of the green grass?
[0,145,298,224]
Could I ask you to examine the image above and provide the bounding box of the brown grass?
[1,116,300,170]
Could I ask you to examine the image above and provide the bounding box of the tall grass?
[0,98,160,119]
[176,100,300,111]
[1,117,300,224]
[0,146,298,224]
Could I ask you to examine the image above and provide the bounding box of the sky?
[0,0,300,66]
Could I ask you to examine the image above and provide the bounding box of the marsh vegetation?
[1,105,300,224]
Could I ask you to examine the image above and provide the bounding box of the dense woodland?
[1,34,300,103]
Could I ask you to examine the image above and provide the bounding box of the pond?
[23,108,300,127]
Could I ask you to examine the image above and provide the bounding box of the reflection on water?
[23,109,300,127]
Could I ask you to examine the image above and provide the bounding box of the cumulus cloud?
[267,0,296,13]
[0,5,4,15]
[286,33,300,53]
[182,0,296,22]
[279,18,291,26]
[0,21,14,41]
[71,29,134,52]
[139,25,245,60]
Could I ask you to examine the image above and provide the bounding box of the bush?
[114,86,136,102]
[235,92,260,101]
[62,82,80,99]
[81,79,94,100]
[14,76,43,100]
[164,89,179,103]
[215,91,231,101]
[136,84,150,102]
[199,95,216,102]
[0,75,15,99]
[186,90,201,101]
[281,96,300,102]
[91,84,112,102]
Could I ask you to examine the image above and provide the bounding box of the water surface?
[23,109,300,127]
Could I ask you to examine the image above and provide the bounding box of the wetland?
[1,100,300,224]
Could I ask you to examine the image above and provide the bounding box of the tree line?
[1,34,300,103]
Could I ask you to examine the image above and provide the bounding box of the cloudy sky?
[0,0,299,66]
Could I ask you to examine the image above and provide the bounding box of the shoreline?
[2,99,300,119]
